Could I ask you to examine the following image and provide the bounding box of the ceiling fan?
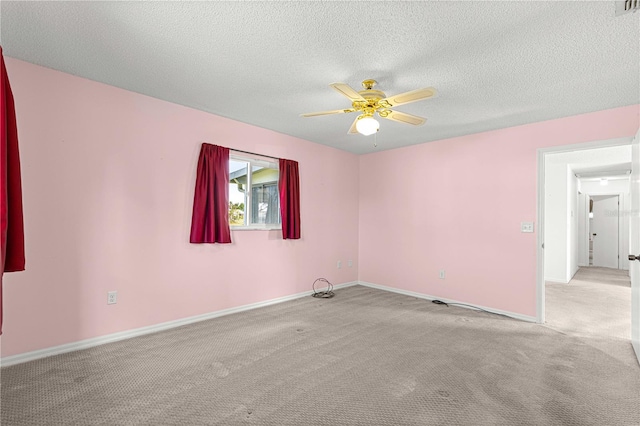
[301,79,436,136]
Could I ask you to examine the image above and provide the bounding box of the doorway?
[590,195,619,269]
[538,139,637,365]
[537,138,633,323]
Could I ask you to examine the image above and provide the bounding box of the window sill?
[231,226,282,231]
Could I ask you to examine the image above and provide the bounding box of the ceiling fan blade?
[348,116,360,134]
[380,110,426,126]
[300,108,356,117]
[330,83,366,102]
[379,87,437,108]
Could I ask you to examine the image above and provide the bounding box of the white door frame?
[630,128,640,365]
[536,137,633,323]
[582,192,630,270]
[591,195,620,269]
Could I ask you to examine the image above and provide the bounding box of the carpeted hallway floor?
[2,283,639,425]
[546,266,634,366]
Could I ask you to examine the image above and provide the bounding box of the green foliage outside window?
[229,202,245,226]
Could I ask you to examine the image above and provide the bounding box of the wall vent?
[616,0,640,16]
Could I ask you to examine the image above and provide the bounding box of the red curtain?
[189,143,231,244]
[0,47,26,335]
[279,159,301,239]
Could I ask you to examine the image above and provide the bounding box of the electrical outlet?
[348,260,353,268]
[439,270,445,279]
[337,260,342,269]
[107,291,117,305]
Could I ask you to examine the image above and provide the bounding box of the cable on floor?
[431,299,517,320]
[312,278,335,298]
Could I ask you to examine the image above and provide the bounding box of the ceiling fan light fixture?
[301,79,434,135]
[356,116,379,136]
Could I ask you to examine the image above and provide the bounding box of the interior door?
[591,195,619,269]
[630,128,639,365]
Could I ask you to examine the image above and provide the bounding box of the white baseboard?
[0,281,358,367]
[358,281,537,323]
[569,267,579,281]
[544,276,570,284]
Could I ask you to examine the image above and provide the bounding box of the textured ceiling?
[1,1,639,154]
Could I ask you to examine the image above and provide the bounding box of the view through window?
[229,154,280,228]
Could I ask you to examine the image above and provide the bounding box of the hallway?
[545,267,635,366]
[547,267,630,339]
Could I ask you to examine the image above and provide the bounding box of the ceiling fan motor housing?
[355,91,386,113]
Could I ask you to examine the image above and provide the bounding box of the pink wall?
[359,104,639,317]
[1,59,360,357]
[3,57,638,358]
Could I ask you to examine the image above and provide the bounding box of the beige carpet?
[546,266,633,365]
[2,285,640,425]
[546,266,631,340]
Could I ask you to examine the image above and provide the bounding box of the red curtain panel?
[189,143,232,244]
[278,159,301,240]
[0,46,26,335]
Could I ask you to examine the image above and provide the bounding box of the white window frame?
[229,152,281,231]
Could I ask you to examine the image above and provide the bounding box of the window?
[229,153,280,229]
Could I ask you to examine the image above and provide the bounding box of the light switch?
[521,222,534,233]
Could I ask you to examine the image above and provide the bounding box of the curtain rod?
[230,148,280,161]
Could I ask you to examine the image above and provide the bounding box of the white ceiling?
[1,1,639,154]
